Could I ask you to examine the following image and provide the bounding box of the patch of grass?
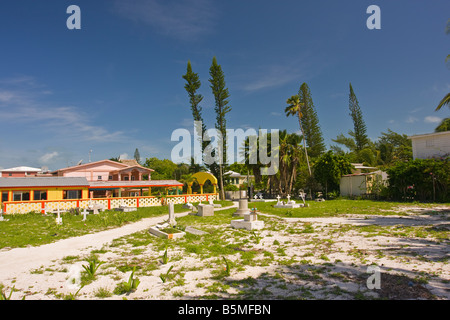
[94,287,112,298]
[0,205,191,249]
[246,199,441,218]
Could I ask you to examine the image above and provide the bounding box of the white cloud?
[240,66,302,92]
[424,116,442,124]
[0,91,16,102]
[114,0,217,40]
[0,90,128,143]
[119,153,129,160]
[270,112,281,116]
[39,151,59,164]
[405,116,418,123]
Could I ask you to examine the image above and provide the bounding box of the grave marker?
[81,209,89,221]
[168,202,176,226]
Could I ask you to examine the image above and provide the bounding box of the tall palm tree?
[435,93,450,111]
[285,95,312,177]
[436,20,450,111]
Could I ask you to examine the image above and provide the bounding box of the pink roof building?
[51,159,154,182]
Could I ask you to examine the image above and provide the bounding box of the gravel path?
[0,212,190,282]
[0,203,238,283]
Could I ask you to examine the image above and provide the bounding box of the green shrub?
[224,185,239,191]
[386,157,449,202]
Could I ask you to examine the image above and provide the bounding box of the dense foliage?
[313,151,354,194]
[386,158,450,202]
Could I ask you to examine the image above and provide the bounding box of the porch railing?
[2,193,219,214]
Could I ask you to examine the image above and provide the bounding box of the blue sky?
[0,0,448,171]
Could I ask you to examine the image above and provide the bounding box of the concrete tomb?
[197,204,214,217]
[233,199,251,217]
[273,194,303,208]
[231,211,264,231]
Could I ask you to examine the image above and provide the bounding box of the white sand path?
[0,203,238,283]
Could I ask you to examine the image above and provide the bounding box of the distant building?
[340,170,388,197]
[340,163,387,197]
[0,166,43,178]
[224,170,253,188]
[408,131,450,160]
[51,159,154,182]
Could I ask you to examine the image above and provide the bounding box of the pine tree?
[134,148,141,164]
[285,95,312,176]
[182,61,207,152]
[298,83,326,158]
[348,83,369,151]
[209,56,232,200]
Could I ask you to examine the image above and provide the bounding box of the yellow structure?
[188,172,218,194]
[0,177,90,204]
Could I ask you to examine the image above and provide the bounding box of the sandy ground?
[0,202,448,300]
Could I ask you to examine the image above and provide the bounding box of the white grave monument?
[274,195,303,208]
[231,211,264,231]
[55,204,63,225]
[167,202,177,226]
[298,191,309,206]
[251,193,265,202]
[81,209,89,221]
[233,199,251,217]
[197,203,214,216]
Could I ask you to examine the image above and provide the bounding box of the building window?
[34,190,47,201]
[8,173,12,177]
[98,176,102,180]
[426,139,435,147]
[124,176,129,181]
[13,191,30,201]
[63,190,82,199]
[2,192,8,202]
[108,175,113,180]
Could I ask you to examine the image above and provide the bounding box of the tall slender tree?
[209,56,232,200]
[435,19,450,111]
[134,148,141,164]
[298,83,326,158]
[182,61,208,152]
[285,95,312,177]
[348,83,369,151]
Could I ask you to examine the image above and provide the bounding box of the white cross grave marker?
[0,209,7,221]
[81,209,89,221]
[56,204,62,225]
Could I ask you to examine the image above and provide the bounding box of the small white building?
[224,170,253,187]
[340,170,388,197]
[408,131,450,160]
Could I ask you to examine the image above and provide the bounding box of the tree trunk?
[298,114,312,176]
[219,163,225,200]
